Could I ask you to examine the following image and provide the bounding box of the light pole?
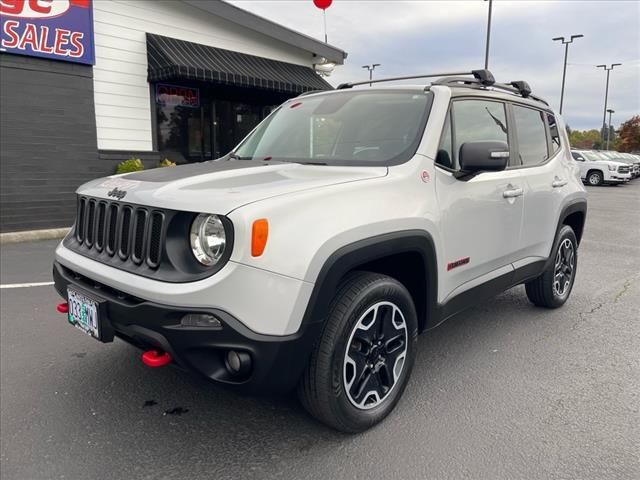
[362,64,381,87]
[606,108,615,150]
[597,63,622,144]
[484,0,493,70]
[552,34,583,115]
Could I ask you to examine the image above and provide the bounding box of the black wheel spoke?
[376,304,392,340]
[378,362,394,391]
[381,310,403,341]
[353,369,381,403]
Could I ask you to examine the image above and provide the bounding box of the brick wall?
[0,55,99,233]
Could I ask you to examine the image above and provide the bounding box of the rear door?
[435,98,525,302]
[515,108,568,263]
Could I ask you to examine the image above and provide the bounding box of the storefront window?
[155,82,280,164]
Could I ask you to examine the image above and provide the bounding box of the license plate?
[67,288,100,340]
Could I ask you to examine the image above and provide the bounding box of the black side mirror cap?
[459,141,509,173]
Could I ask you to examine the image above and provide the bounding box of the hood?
[601,160,629,168]
[76,160,387,214]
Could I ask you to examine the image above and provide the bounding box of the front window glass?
[234,91,432,166]
[513,105,548,166]
[451,100,509,166]
[436,111,453,169]
[546,113,561,154]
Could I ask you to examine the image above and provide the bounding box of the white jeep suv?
[571,150,632,185]
[53,70,587,432]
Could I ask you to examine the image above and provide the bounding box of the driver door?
[435,98,524,303]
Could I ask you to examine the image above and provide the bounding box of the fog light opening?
[180,313,222,329]
[224,350,251,377]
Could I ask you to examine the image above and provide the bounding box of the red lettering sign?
[156,84,200,108]
[0,0,94,64]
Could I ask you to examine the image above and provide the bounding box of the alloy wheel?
[588,173,601,185]
[553,238,575,297]
[343,301,408,410]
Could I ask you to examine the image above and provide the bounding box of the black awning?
[146,33,332,94]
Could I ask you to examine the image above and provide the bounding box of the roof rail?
[296,89,325,97]
[336,69,495,89]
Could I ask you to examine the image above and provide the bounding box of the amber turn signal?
[251,219,269,257]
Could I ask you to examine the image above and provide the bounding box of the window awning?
[146,33,333,94]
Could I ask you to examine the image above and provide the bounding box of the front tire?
[298,272,418,433]
[525,225,578,308]
[587,170,604,186]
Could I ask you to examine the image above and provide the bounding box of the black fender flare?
[300,230,438,333]
[543,199,587,271]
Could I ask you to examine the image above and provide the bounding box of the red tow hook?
[142,350,172,368]
[56,303,69,314]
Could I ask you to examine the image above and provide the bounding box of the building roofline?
[182,0,347,65]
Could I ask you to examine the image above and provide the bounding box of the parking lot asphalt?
[1,181,639,480]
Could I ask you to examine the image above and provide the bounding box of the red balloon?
[313,0,332,10]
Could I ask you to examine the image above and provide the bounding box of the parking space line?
[0,282,54,289]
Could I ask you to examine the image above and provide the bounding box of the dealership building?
[0,0,346,233]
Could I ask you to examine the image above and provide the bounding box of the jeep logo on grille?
[107,188,127,200]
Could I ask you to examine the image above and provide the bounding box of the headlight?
[190,214,227,266]
[608,165,617,171]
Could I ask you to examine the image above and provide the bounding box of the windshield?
[233,90,432,166]
[582,151,606,161]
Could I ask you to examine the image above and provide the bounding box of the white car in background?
[571,150,631,185]
[607,152,640,178]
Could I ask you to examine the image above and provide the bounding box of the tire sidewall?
[329,277,418,431]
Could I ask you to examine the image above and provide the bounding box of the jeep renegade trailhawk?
[54,70,587,433]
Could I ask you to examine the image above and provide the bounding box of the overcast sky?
[229,0,640,131]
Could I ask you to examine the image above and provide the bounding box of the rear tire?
[298,272,418,433]
[587,170,603,186]
[525,225,578,308]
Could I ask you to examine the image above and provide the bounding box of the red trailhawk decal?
[447,257,470,271]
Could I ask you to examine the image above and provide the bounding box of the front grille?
[618,166,630,174]
[75,196,165,269]
[66,195,231,283]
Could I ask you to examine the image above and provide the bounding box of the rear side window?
[513,105,548,166]
[451,100,509,167]
[546,113,561,154]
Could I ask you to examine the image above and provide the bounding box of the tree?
[569,129,601,149]
[617,115,640,152]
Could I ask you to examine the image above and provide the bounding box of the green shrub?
[115,158,144,174]
[159,158,176,168]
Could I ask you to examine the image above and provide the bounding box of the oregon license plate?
[67,288,101,340]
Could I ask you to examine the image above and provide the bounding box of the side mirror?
[575,156,585,162]
[459,141,509,172]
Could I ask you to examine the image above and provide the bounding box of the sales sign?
[0,0,95,65]
[155,84,200,108]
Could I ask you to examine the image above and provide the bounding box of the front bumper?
[53,261,321,394]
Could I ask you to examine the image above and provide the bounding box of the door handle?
[503,187,523,198]
[552,178,568,188]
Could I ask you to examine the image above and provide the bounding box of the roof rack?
[336,68,548,106]
[336,69,495,89]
